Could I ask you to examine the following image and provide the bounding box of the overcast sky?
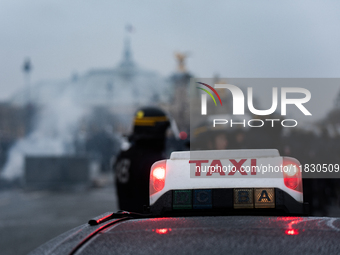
[1,0,340,109]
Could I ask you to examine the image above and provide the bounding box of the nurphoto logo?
[196,82,312,128]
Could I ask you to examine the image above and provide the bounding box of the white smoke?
[1,89,87,180]
[1,51,168,181]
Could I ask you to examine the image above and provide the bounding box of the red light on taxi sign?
[284,176,299,190]
[150,160,167,196]
[152,167,165,192]
[283,157,302,193]
[153,167,165,180]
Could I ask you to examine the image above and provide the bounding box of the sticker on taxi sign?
[233,188,254,209]
[234,188,276,209]
[254,188,275,208]
[173,190,192,210]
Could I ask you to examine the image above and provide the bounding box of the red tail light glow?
[154,228,172,235]
[285,229,299,235]
[282,157,302,193]
[150,160,167,196]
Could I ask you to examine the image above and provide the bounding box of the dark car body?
[29,212,340,255]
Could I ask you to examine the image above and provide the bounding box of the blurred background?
[1,1,340,254]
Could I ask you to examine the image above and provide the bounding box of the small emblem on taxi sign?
[234,188,254,209]
[254,188,275,208]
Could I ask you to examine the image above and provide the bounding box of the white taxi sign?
[149,149,303,209]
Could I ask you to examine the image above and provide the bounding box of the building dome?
[11,37,169,112]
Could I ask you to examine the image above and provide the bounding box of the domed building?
[11,37,169,116]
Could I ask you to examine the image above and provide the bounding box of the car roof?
[31,215,340,255]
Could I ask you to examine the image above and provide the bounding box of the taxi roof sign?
[170,149,280,160]
[149,149,307,216]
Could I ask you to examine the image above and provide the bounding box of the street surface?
[0,184,118,255]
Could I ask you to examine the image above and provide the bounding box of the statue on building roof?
[175,52,189,73]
